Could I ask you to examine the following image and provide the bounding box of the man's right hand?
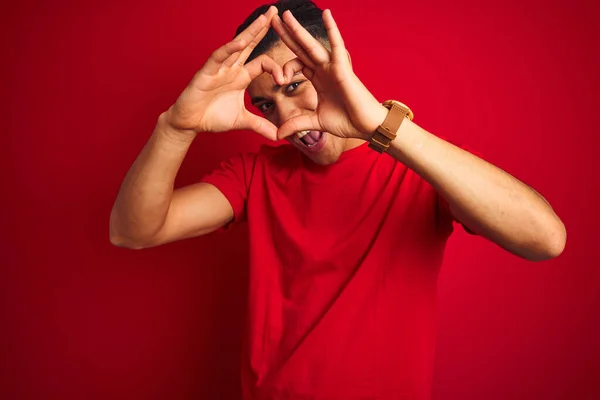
[165,6,284,141]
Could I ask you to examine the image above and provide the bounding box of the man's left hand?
[271,9,388,141]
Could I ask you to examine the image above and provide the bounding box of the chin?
[287,132,343,165]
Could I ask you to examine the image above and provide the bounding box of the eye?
[285,81,303,93]
[258,102,273,113]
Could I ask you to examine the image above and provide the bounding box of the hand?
[165,6,286,140]
[271,9,388,141]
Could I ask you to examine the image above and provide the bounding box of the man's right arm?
[109,6,283,249]
[109,111,234,249]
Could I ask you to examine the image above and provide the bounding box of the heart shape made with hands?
[170,5,385,144]
[266,9,387,142]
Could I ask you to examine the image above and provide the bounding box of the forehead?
[262,41,297,65]
[247,42,297,96]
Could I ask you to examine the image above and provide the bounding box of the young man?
[109,1,566,398]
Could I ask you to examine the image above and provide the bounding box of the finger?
[207,8,271,72]
[204,40,247,75]
[322,9,347,64]
[235,6,279,66]
[271,14,316,69]
[222,49,243,68]
[224,28,264,68]
[282,57,314,82]
[238,110,278,141]
[244,54,285,85]
[277,114,321,140]
[281,10,330,65]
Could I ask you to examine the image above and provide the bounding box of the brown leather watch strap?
[368,101,413,153]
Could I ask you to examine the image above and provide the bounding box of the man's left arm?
[269,8,566,262]
[371,108,566,262]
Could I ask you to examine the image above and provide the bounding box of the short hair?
[234,0,328,64]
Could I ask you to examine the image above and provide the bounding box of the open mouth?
[296,130,326,152]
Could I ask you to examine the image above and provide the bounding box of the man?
[109,1,566,398]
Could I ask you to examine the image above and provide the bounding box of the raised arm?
[109,6,284,249]
[270,9,566,261]
[109,116,235,249]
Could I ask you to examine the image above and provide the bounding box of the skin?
[110,7,284,248]
[263,9,567,261]
[247,42,364,166]
[110,6,566,262]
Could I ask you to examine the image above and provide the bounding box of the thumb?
[278,114,321,140]
[237,110,278,141]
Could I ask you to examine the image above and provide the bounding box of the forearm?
[384,116,566,261]
[110,111,196,247]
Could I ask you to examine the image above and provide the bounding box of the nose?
[275,100,304,128]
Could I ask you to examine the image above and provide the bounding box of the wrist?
[357,104,388,141]
[156,111,197,144]
[386,117,430,168]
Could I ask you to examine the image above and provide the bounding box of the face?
[247,42,363,166]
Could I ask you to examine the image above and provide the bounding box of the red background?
[2,0,599,398]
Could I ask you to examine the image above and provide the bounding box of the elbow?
[109,233,150,250]
[543,221,567,259]
[109,216,157,250]
[525,219,567,262]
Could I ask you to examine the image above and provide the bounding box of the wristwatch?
[368,100,414,153]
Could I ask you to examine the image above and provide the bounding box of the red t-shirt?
[201,141,463,400]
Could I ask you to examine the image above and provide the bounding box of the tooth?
[296,130,309,139]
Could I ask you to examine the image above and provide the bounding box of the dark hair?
[234,0,328,64]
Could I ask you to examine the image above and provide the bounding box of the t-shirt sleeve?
[199,152,257,231]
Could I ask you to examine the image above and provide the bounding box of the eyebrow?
[250,71,302,105]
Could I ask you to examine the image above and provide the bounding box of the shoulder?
[208,143,300,179]
[210,143,299,174]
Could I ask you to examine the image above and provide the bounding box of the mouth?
[294,130,326,153]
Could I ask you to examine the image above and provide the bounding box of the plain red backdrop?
[2,0,599,398]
